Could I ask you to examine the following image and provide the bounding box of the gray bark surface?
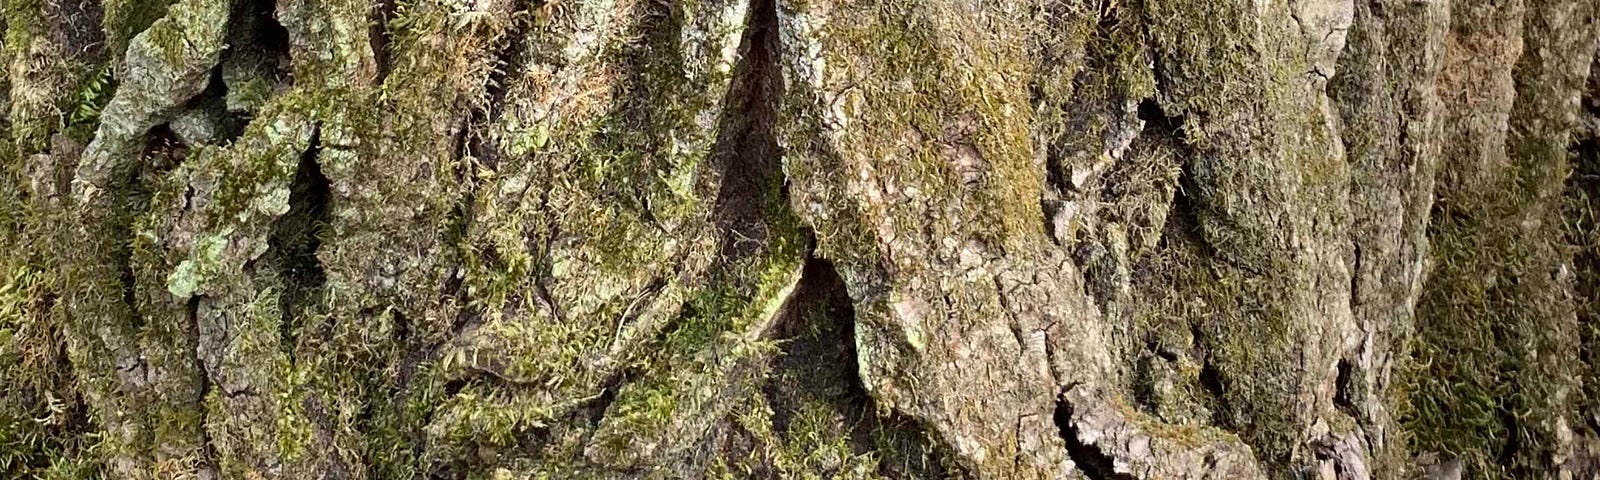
[1,0,1599,478]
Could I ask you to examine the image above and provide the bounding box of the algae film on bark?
[1,0,1599,478]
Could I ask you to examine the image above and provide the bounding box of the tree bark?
[1,0,1598,478]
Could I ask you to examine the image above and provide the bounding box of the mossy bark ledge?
[2,0,1599,478]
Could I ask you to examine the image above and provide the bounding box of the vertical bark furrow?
[9,0,1600,478]
[1569,38,1600,477]
[1329,0,1449,476]
[1407,0,1599,477]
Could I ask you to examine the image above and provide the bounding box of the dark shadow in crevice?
[1570,133,1600,436]
[708,0,784,261]
[581,369,632,429]
[370,0,398,84]
[763,257,952,479]
[138,123,188,189]
[1333,359,1359,419]
[1349,243,1362,308]
[1054,397,1135,480]
[121,124,189,331]
[1568,54,1600,438]
[1496,393,1522,467]
[1136,98,1184,137]
[266,127,328,361]
[429,1,542,401]
[220,0,294,106]
[1126,110,1230,419]
[178,67,250,144]
[187,295,220,476]
[1196,349,1226,407]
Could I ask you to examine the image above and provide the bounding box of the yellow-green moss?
[101,0,176,62]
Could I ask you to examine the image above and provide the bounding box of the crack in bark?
[1333,358,1359,420]
[188,294,220,476]
[1054,392,1135,480]
[710,0,782,260]
[225,0,294,91]
[267,126,327,363]
[369,0,397,84]
[765,255,953,479]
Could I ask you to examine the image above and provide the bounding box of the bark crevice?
[266,125,326,361]
[1053,393,1135,480]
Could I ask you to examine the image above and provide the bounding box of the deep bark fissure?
[1135,98,1182,137]
[1333,359,1359,419]
[120,124,188,333]
[1349,242,1362,306]
[1497,392,1523,466]
[1054,394,1135,480]
[1571,54,1600,436]
[13,0,1600,477]
[582,367,631,430]
[764,256,951,479]
[187,294,219,474]
[369,0,397,84]
[224,0,294,90]
[1196,348,1226,407]
[765,257,850,437]
[444,114,475,316]
[267,126,326,361]
[710,0,783,260]
[191,67,249,143]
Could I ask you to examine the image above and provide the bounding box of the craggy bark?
[2,0,1598,478]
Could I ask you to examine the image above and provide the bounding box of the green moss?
[102,0,177,61]
[63,64,117,142]
[425,386,557,458]
[1130,194,1308,471]
[716,393,888,479]
[4,0,62,152]
[1400,5,1592,476]
[0,251,100,477]
[591,236,804,460]
[784,0,1063,276]
[1404,156,1579,477]
[1404,182,1541,477]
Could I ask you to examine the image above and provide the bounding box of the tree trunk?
[2,0,1598,478]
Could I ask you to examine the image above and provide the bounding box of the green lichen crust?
[60,0,230,474]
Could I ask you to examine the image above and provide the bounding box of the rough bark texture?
[2,0,1599,478]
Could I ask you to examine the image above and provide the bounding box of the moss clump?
[0,135,101,478]
[712,393,890,479]
[101,0,176,63]
[64,64,118,142]
[1131,210,1303,461]
[1401,3,1593,477]
[5,0,108,154]
[587,190,806,466]
[0,268,73,478]
[1404,168,1568,477]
